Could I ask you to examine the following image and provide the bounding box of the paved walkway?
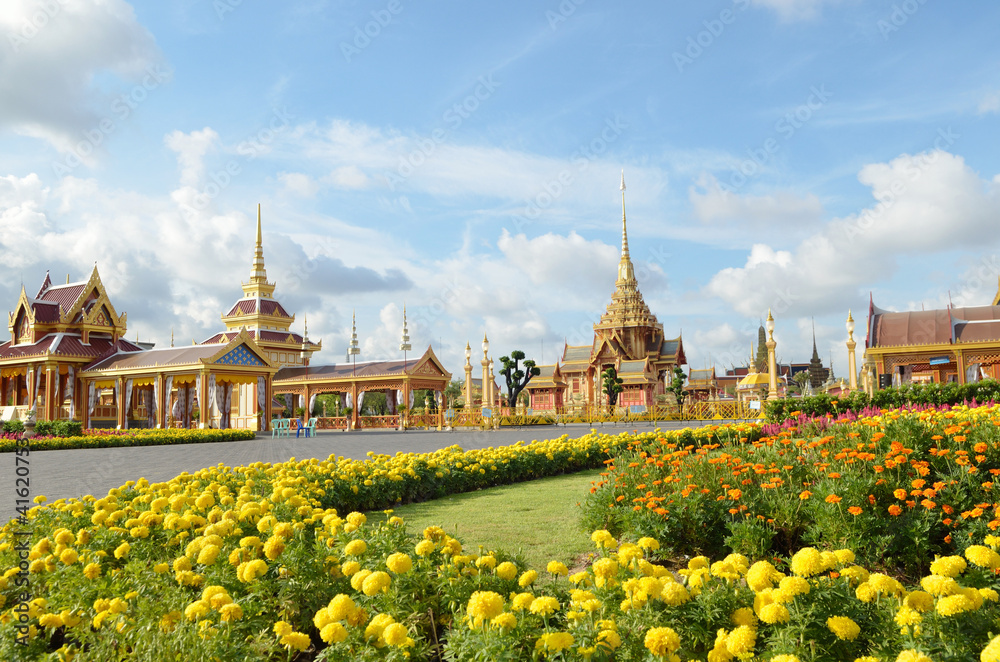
[0,420,708,524]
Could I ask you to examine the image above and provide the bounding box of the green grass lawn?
[384,468,603,572]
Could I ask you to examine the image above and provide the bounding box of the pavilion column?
[156,375,166,429]
[304,384,311,421]
[82,379,90,429]
[117,377,126,429]
[956,351,967,385]
[0,375,6,408]
[199,372,209,429]
[44,364,56,421]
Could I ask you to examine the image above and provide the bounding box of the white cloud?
[689,173,823,231]
[279,172,319,197]
[705,150,1000,317]
[324,165,369,190]
[978,91,1000,116]
[165,128,219,188]
[0,0,165,153]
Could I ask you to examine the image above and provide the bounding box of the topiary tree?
[602,367,624,412]
[499,350,540,411]
[667,366,688,411]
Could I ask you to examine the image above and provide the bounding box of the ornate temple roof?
[868,300,1000,348]
[0,334,142,362]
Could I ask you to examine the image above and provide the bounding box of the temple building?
[864,287,1000,387]
[526,174,686,412]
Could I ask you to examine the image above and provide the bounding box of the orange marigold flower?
[920,499,936,510]
[799,491,812,500]
[848,506,863,516]
[894,489,907,500]
[825,495,842,504]
[888,505,903,516]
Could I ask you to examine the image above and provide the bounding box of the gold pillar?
[846,310,858,391]
[464,342,473,409]
[82,379,90,429]
[956,350,966,385]
[117,376,127,429]
[44,364,56,421]
[765,309,778,399]
[199,372,209,429]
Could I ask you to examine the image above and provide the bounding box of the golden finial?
[170,328,174,347]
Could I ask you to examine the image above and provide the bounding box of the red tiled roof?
[223,298,292,319]
[0,334,138,362]
[202,330,310,346]
[38,283,86,311]
[32,302,61,323]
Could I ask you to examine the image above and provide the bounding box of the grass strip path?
[385,468,603,572]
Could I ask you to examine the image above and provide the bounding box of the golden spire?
[616,170,636,287]
[241,204,276,299]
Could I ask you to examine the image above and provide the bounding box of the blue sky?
[2,0,1000,378]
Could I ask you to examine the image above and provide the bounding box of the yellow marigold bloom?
[344,539,367,556]
[688,556,710,570]
[726,625,756,656]
[746,561,782,592]
[58,549,78,565]
[423,525,445,541]
[855,657,881,662]
[731,607,757,627]
[383,622,412,647]
[758,603,790,624]
[981,588,999,602]
[868,573,905,597]
[896,650,932,662]
[54,529,74,545]
[237,559,268,583]
[895,606,922,626]
[480,611,512,632]
[904,591,934,612]
[529,596,560,616]
[320,622,348,644]
[930,555,967,578]
[153,562,168,574]
[937,593,976,616]
[772,656,802,662]
[518,569,538,587]
[536,631,574,653]
[362,570,391,596]
[273,522,293,539]
[827,616,861,641]
[219,603,242,622]
[637,536,660,551]
[467,591,505,627]
[173,556,192,573]
[263,537,285,561]
[113,542,130,559]
[778,576,811,600]
[598,629,622,650]
[364,613,396,642]
[660,582,690,606]
[476,555,497,570]
[350,569,372,592]
[197,544,220,566]
[841,566,870,585]
[511,592,535,612]
[495,561,518,580]
[184,600,211,621]
[346,512,367,527]
[981,635,1000,662]
[591,529,617,549]
[986,535,1000,549]
[415,539,435,556]
[592,558,619,587]
[834,549,856,565]
[644,626,681,657]
[39,613,63,629]
[280,631,311,651]
[273,620,293,637]
[386,552,412,574]
[340,560,360,576]
[328,594,357,621]
[921,574,959,596]
[966,545,1000,569]
[547,560,569,576]
[790,548,824,577]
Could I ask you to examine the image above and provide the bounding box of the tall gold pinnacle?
[616,171,636,287]
[242,204,276,299]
